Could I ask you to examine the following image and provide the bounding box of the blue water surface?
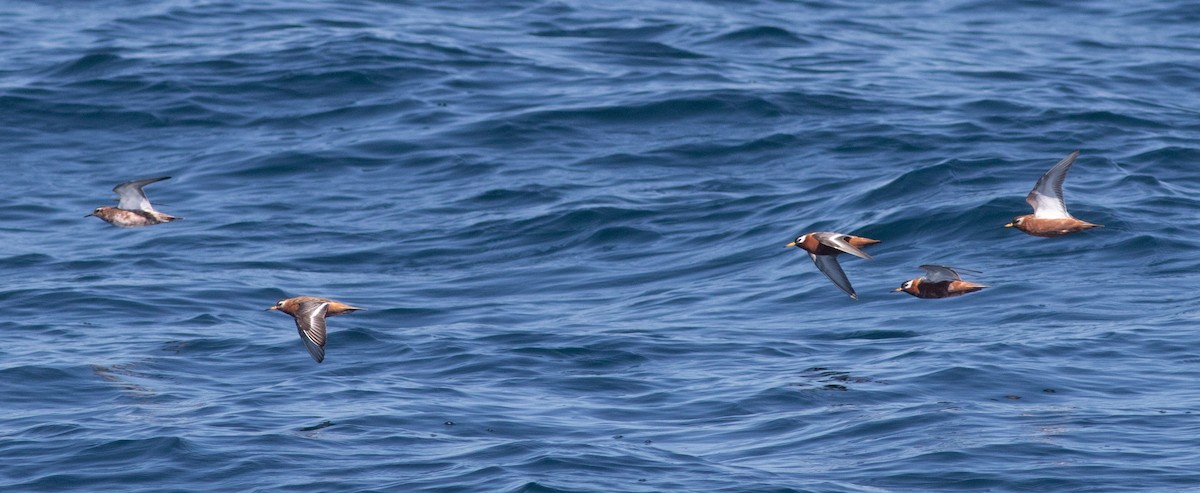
[2,1,1200,491]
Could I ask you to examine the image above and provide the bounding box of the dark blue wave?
[2,1,1200,492]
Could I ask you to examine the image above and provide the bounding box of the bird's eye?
[796,235,806,244]
[902,281,912,289]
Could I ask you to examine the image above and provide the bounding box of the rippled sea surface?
[3,1,1200,491]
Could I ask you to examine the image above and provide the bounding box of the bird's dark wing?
[811,253,858,300]
[293,301,329,363]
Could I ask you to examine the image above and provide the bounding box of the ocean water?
[2,0,1199,491]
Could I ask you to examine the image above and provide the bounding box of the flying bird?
[267,296,365,363]
[87,176,179,227]
[1005,151,1101,237]
[894,264,988,299]
[787,232,880,300]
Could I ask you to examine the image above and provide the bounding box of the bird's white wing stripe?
[1027,152,1077,219]
[813,232,872,260]
[113,176,169,212]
